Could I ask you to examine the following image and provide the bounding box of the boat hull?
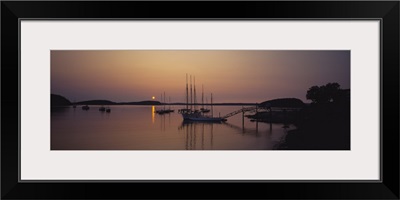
[182,113,226,122]
[185,117,227,122]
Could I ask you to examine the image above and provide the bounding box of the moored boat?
[200,108,210,113]
[183,114,227,122]
[180,74,226,122]
[155,93,175,114]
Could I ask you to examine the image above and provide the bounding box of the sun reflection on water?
[151,106,155,123]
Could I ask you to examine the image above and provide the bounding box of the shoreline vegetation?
[51,82,350,150]
[277,83,350,150]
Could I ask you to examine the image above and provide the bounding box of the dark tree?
[325,82,341,102]
[306,86,320,103]
[306,83,341,104]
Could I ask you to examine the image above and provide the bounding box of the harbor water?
[51,105,293,150]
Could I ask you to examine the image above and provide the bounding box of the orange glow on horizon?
[51,50,350,103]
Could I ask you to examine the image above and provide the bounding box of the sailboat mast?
[190,75,193,110]
[186,74,189,110]
[194,76,197,110]
[211,93,213,117]
[164,91,166,110]
[202,85,204,108]
[169,97,171,110]
[160,93,162,110]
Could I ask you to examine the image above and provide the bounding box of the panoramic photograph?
[51,50,350,150]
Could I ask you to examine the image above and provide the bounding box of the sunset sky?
[51,50,350,103]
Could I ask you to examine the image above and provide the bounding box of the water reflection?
[222,122,260,137]
[158,111,173,132]
[51,105,290,150]
[51,106,70,113]
[179,121,217,150]
[151,106,155,123]
[177,119,291,150]
[178,120,268,150]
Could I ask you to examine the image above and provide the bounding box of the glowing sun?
[152,96,155,100]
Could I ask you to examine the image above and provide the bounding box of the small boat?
[82,105,89,110]
[99,106,106,112]
[155,110,167,114]
[200,108,210,113]
[165,109,175,113]
[178,108,191,113]
[156,92,174,114]
[166,97,175,113]
[106,108,111,113]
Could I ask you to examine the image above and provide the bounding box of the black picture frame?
[2,1,399,199]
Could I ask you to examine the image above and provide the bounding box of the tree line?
[306,83,349,104]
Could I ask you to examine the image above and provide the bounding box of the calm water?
[51,105,294,150]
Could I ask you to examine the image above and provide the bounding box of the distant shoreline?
[73,103,259,106]
[51,94,303,107]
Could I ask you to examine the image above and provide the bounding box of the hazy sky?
[51,50,350,103]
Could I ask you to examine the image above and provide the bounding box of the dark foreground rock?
[277,102,350,150]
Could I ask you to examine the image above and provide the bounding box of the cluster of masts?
[179,74,226,122]
[155,74,226,122]
[155,91,175,114]
[156,74,212,115]
[179,74,213,115]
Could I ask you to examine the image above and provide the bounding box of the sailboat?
[200,100,210,113]
[200,85,210,113]
[155,92,174,114]
[180,74,227,122]
[155,93,167,114]
[165,97,175,113]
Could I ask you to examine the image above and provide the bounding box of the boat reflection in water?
[178,121,221,150]
[177,116,291,150]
